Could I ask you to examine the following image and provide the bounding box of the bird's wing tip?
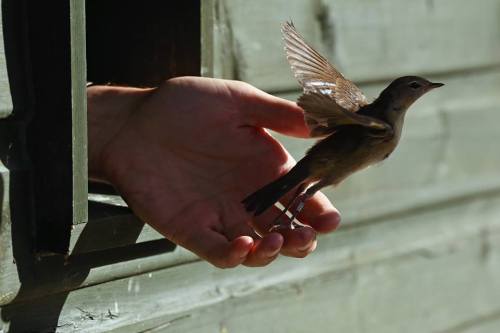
[282,20,295,30]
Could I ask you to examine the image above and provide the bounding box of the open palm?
[90,77,340,268]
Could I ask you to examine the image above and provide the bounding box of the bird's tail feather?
[242,165,308,216]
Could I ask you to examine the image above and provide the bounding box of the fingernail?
[316,211,341,233]
[298,242,313,252]
[266,250,280,259]
[298,227,316,243]
[309,240,318,252]
[267,247,281,259]
[266,234,283,257]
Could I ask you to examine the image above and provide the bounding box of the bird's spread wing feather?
[298,93,390,137]
[282,21,374,136]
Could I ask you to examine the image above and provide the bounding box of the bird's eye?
[408,81,422,89]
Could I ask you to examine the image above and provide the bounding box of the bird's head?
[380,76,444,111]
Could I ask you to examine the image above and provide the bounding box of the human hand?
[88,77,340,268]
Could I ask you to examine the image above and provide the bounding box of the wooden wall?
[2,0,500,332]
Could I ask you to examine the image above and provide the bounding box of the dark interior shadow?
[2,199,176,332]
[1,0,199,331]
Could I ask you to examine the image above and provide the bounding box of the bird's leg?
[269,183,306,232]
[268,194,310,232]
[288,192,312,227]
[277,182,324,230]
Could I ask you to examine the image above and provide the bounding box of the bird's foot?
[268,198,308,232]
[269,219,304,232]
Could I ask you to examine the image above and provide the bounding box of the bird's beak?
[429,82,444,89]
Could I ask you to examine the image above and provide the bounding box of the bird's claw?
[268,194,309,232]
[268,214,305,232]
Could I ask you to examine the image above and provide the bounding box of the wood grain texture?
[0,163,18,306]
[3,192,499,332]
[0,1,13,119]
[201,0,216,77]
[3,24,500,317]
[215,0,500,91]
[273,68,500,224]
[70,0,88,225]
[3,1,500,332]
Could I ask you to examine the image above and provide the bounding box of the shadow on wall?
[2,203,175,332]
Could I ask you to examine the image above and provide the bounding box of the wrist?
[87,85,154,182]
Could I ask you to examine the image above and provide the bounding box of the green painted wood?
[273,68,500,225]
[201,0,216,78]
[2,64,500,310]
[0,0,13,119]
[215,0,500,91]
[70,0,88,225]
[209,0,236,80]
[212,0,320,82]
[0,162,18,306]
[2,192,500,332]
[457,316,500,333]
[3,2,500,332]
[441,312,500,333]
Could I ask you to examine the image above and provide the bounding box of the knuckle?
[232,79,252,91]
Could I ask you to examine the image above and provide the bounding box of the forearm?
[87,85,154,182]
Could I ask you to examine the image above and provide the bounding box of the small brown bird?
[242,21,443,230]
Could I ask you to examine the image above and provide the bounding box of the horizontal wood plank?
[217,0,500,91]
[3,191,500,332]
[2,1,500,332]
[2,66,500,306]
[273,68,500,223]
[441,311,500,333]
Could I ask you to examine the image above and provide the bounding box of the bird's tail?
[242,164,309,216]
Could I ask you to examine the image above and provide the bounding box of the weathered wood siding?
[0,2,12,119]
[2,0,500,332]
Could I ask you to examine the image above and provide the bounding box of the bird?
[242,21,444,230]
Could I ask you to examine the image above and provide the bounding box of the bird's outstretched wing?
[298,93,390,137]
[282,21,378,136]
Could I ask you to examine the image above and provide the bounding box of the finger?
[250,206,317,258]
[251,205,291,235]
[243,233,283,267]
[278,227,317,258]
[295,191,341,233]
[182,227,254,269]
[277,189,341,234]
[222,217,261,241]
[230,81,309,138]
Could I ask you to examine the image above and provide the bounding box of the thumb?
[230,81,310,138]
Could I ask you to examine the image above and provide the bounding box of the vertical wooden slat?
[70,0,88,225]
[200,0,215,78]
[0,0,13,119]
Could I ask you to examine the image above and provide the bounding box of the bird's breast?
[306,127,400,183]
